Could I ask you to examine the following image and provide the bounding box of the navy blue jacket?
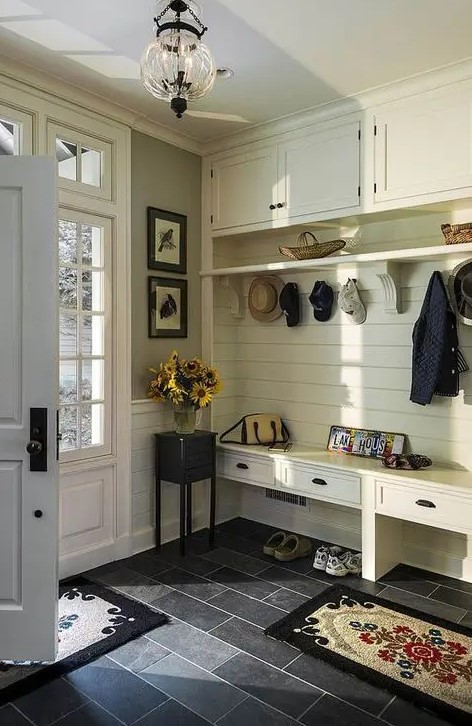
[410,272,468,406]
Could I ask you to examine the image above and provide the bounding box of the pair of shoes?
[313,545,362,577]
[263,531,312,562]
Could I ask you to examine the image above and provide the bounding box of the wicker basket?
[441,223,472,245]
[279,231,346,261]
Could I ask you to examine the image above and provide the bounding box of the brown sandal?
[274,534,312,561]
[263,531,288,557]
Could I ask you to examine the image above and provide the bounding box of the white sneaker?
[339,279,366,325]
[326,551,362,577]
[313,545,344,571]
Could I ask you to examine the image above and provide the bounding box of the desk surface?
[218,442,472,494]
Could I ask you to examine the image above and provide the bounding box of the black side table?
[155,430,217,556]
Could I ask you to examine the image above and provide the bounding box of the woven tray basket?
[279,231,346,261]
[441,223,472,245]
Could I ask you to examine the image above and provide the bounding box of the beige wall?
[131,131,202,399]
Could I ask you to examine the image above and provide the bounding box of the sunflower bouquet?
[148,351,222,409]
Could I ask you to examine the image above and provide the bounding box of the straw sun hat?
[248,276,284,322]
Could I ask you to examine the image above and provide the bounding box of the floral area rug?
[0,576,167,705]
[265,585,472,725]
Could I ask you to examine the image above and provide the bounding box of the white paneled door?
[0,157,58,661]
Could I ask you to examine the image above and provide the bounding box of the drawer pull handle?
[237,463,249,470]
[416,499,436,509]
[312,478,328,486]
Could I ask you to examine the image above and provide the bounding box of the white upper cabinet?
[277,119,361,220]
[211,146,278,230]
[210,117,361,232]
[373,86,472,205]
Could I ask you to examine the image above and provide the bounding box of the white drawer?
[218,451,273,487]
[375,479,472,534]
[277,461,361,507]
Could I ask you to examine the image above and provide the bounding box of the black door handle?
[269,204,276,210]
[237,463,249,470]
[277,203,284,209]
[29,408,47,472]
[416,499,436,509]
[312,478,328,486]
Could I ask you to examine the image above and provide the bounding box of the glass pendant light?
[141,0,216,119]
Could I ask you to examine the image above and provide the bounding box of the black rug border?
[0,576,168,707]
[265,584,472,726]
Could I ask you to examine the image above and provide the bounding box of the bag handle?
[253,420,278,447]
[220,416,246,444]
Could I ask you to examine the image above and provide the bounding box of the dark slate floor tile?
[379,586,467,623]
[152,589,231,631]
[13,677,90,726]
[301,694,384,726]
[65,656,168,725]
[253,551,316,575]
[152,547,222,577]
[209,589,286,629]
[198,547,269,576]
[390,564,472,596]
[431,585,472,611]
[382,696,453,726]
[213,532,262,555]
[154,566,227,601]
[209,566,280,600]
[285,654,392,716]
[54,701,124,726]
[90,567,173,604]
[257,566,329,599]
[83,561,121,581]
[307,569,384,596]
[214,652,322,719]
[134,698,211,726]
[122,552,172,578]
[146,619,239,670]
[210,616,298,669]
[108,635,170,673]
[379,565,442,597]
[141,653,246,722]
[263,588,311,612]
[0,704,35,726]
[459,611,472,628]
[214,517,270,541]
[218,696,300,726]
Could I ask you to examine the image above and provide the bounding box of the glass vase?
[173,403,197,434]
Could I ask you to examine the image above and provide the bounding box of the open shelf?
[200,242,472,278]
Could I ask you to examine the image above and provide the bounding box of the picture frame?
[327,425,405,459]
[147,207,187,274]
[148,276,188,339]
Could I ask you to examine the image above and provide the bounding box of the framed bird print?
[147,207,187,274]
[148,276,188,338]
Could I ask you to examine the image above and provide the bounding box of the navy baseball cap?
[309,281,334,322]
[279,283,300,327]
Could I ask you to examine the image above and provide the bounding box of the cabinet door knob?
[415,499,436,509]
[237,463,249,470]
[269,204,276,210]
[277,203,284,209]
[34,510,43,518]
[312,478,328,486]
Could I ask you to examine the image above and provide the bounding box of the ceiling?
[0,0,471,144]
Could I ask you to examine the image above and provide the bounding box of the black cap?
[279,283,300,327]
[309,280,334,322]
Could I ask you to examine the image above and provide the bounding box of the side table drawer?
[218,451,273,487]
[277,461,361,507]
[375,479,472,533]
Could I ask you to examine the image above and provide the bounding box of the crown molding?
[202,57,472,156]
[0,52,203,156]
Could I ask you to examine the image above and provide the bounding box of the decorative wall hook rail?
[375,261,401,314]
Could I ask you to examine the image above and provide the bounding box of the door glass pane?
[0,118,20,155]
[59,268,78,309]
[81,403,104,447]
[57,139,77,180]
[82,360,104,401]
[60,313,77,357]
[81,147,102,187]
[82,270,103,312]
[82,224,103,267]
[59,361,78,403]
[82,315,104,356]
[59,406,79,451]
[59,220,78,264]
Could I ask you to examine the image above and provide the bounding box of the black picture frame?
[148,276,188,339]
[147,207,187,274]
